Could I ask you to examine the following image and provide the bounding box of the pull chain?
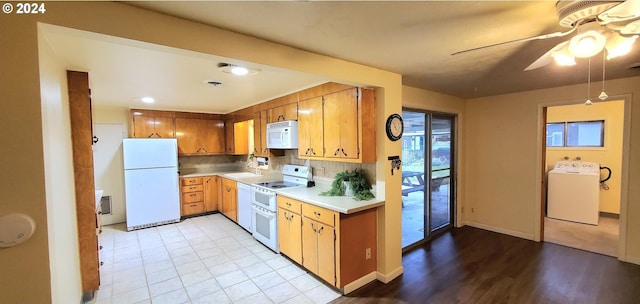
[585,56,593,106]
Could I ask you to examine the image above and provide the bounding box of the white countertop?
[179,170,384,214]
[276,181,385,214]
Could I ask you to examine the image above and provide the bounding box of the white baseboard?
[342,271,377,294]
[465,221,535,241]
[376,265,403,284]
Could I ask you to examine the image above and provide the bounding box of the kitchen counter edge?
[179,171,384,214]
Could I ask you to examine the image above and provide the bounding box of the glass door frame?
[402,108,457,251]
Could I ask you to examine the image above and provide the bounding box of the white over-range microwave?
[266,120,298,149]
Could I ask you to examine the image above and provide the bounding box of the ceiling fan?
[453,0,640,71]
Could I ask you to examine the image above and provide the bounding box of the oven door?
[251,204,279,253]
[252,188,276,211]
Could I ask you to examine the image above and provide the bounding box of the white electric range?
[250,164,310,252]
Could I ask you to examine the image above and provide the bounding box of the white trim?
[376,266,404,283]
[465,221,535,240]
[342,271,377,294]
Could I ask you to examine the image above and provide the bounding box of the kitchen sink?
[223,172,262,179]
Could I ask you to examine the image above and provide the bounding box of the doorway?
[401,110,455,249]
[542,100,624,257]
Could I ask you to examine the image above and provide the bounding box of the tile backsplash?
[178,154,245,174]
[269,150,376,185]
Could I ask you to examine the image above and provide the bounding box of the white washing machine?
[547,161,600,225]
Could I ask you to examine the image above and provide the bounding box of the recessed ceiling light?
[141,96,155,103]
[217,62,260,76]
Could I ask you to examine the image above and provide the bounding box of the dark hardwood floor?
[332,226,640,304]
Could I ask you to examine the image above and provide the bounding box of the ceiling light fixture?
[605,32,638,59]
[217,63,260,76]
[141,96,155,103]
[569,30,607,58]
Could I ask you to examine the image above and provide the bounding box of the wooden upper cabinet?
[324,89,358,160]
[224,119,249,155]
[175,118,224,155]
[131,110,175,138]
[298,87,375,163]
[252,111,270,157]
[298,96,324,159]
[268,102,298,122]
[234,121,249,155]
[225,119,235,154]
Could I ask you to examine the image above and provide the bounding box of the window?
[546,120,604,147]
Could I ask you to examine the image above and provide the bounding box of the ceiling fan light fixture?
[552,48,576,66]
[568,30,606,58]
[605,33,638,60]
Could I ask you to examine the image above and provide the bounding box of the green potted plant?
[320,169,375,201]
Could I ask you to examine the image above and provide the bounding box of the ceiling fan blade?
[524,41,570,71]
[452,26,578,56]
[599,0,640,24]
[621,19,640,34]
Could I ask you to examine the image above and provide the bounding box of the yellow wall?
[0,2,403,302]
[38,26,84,303]
[546,101,625,214]
[402,85,467,226]
[465,76,639,264]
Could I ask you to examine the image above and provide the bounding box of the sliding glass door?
[401,110,455,249]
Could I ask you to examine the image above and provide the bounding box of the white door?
[93,123,126,225]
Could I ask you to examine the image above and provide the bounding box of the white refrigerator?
[123,138,180,231]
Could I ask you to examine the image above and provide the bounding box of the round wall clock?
[385,113,404,141]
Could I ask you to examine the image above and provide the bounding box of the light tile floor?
[93,213,341,304]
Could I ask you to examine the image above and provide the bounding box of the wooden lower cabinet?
[303,215,336,285]
[278,195,378,289]
[277,196,302,264]
[203,176,220,212]
[221,178,238,222]
[180,175,219,216]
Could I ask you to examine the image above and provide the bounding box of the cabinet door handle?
[311,148,316,156]
[155,132,161,138]
[191,204,197,207]
[190,194,197,197]
[334,148,340,156]
[341,148,347,157]
[286,202,292,207]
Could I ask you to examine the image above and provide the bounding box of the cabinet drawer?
[277,196,302,214]
[182,185,203,193]
[222,178,237,189]
[181,177,203,186]
[302,204,337,227]
[183,191,203,203]
[182,202,204,215]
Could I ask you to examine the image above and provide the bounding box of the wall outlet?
[365,248,371,260]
